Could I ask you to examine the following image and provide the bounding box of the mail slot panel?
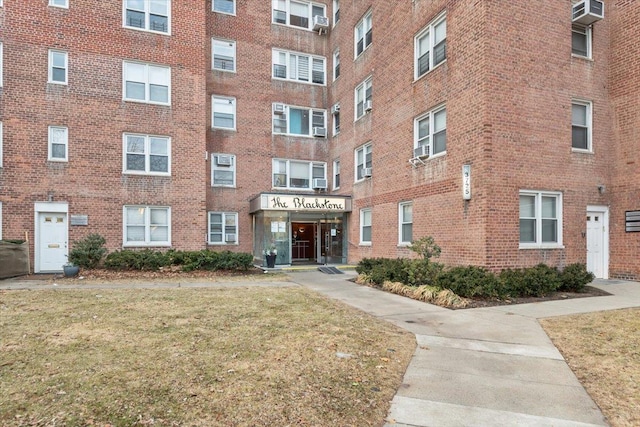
[48,244,60,248]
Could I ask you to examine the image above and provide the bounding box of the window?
[519,191,563,248]
[273,0,326,30]
[415,13,446,79]
[355,77,372,120]
[124,206,171,246]
[213,0,235,15]
[360,208,372,244]
[48,126,68,162]
[333,0,339,24]
[48,50,68,84]
[208,212,238,244]
[272,49,326,85]
[333,49,340,80]
[123,61,170,105]
[272,104,326,137]
[354,10,372,57]
[49,0,68,8]
[571,24,591,58]
[415,105,446,157]
[355,143,372,181]
[211,153,236,187]
[124,0,170,34]
[212,38,236,72]
[333,159,340,190]
[572,100,591,151]
[212,96,236,130]
[272,159,326,190]
[399,202,413,244]
[333,107,340,135]
[123,133,170,175]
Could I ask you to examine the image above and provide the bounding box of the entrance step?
[318,266,344,274]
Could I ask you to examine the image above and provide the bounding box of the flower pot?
[265,254,277,268]
[63,264,80,277]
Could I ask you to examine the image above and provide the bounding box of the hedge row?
[356,258,594,298]
[103,249,254,271]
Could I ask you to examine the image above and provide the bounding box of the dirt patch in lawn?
[461,286,611,309]
[0,286,415,427]
[541,308,640,427]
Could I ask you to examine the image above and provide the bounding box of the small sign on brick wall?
[70,215,89,226]
[462,165,471,200]
[625,211,640,232]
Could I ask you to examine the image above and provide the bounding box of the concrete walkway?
[287,272,640,427]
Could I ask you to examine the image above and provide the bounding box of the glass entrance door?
[320,220,343,264]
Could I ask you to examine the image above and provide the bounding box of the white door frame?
[34,202,69,273]
[586,205,609,279]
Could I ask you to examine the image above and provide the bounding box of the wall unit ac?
[413,145,429,158]
[331,103,340,115]
[273,103,286,114]
[364,100,373,112]
[313,15,329,31]
[312,127,327,137]
[225,233,237,243]
[312,178,328,189]
[216,155,233,166]
[572,0,604,25]
[362,167,372,178]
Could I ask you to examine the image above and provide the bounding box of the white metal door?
[38,212,68,272]
[586,210,607,279]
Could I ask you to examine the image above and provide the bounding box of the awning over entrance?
[249,193,352,213]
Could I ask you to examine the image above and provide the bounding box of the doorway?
[291,222,317,262]
[586,206,609,279]
[35,202,69,273]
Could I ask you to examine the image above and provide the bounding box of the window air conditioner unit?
[572,0,604,25]
[413,145,429,158]
[331,103,340,115]
[312,178,328,189]
[364,100,373,112]
[312,127,327,137]
[313,15,329,31]
[362,167,372,178]
[273,103,286,114]
[225,233,237,243]
[216,155,233,166]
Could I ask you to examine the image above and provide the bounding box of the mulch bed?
[458,286,611,309]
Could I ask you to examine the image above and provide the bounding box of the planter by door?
[265,254,276,268]
[63,265,80,277]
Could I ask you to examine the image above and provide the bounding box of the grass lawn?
[541,308,640,427]
[0,287,415,426]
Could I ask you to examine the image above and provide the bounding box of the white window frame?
[272,159,326,190]
[212,95,237,130]
[123,0,171,34]
[272,103,326,137]
[272,0,327,31]
[572,100,592,152]
[123,133,171,176]
[48,50,68,85]
[211,153,236,187]
[272,49,326,85]
[354,10,372,58]
[212,38,236,72]
[571,24,592,59]
[333,49,340,80]
[208,212,238,245]
[213,0,235,15]
[414,13,447,80]
[49,0,68,8]
[48,126,68,162]
[399,202,413,245]
[354,142,372,182]
[123,61,171,105]
[333,0,339,25]
[332,105,340,136]
[519,191,563,249]
[360,208,372,245]
[123,205,171,247]
[414,104,447,158]
[333,159,340,190]
[354,77,372,121]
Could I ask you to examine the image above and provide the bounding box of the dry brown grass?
[541,308,640,427]
[0,287,415,427]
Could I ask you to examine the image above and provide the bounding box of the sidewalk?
[287,272,640,427]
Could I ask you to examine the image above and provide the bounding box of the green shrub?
[500,264,561,297]
[408,236,441,263]
[68,233,107,269]
[1,239,26,244]
[559,263,595,292]
[104,249,171,271]
[405,259,444,287]
[438,266,503,298]
[104,249,253,272]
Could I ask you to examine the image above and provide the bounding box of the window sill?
[48,158,68,163]
[272,77,326,87]
[212,184,236,188]
[413,59,447,83]
[123,26,171,36]
[213,10,236,17]
[397,243,411,247]
[519,244,565,250]
[359,242,372,246]
[354,45,372,61]
[124,171,171,177]
[208,242,238,246]
[123,242,171,248]
[124,98,171,107]
[212,126,237,131]
[271,187,316,192]
[48,81,68,86]
[571,148,593,154]
[271,22,319,33]
[571,54,593,62]
[213,68,237,74]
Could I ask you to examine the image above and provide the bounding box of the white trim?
[48,125,69,162]
[519,190,564,249]
[123,0,171,35]
[414,12,447,81]
[272,48,326,86]
[49,0,69,9]
[212,95,237,130]
[354,9,372,58]
[571,24,592,59]
[271,103,327,137]
[354,76,372,121]
[213,0,236,16]
[122,61,171,106]
[123,205,171,247]
[207,211,239,245]
[398,201,413,245]
[586,205,609,279]
[354,142,372,182]
[48,49,68,85]
[360,208,372,245]
[122,133,171,176]
[212,38,237,73]
[272,0,327,31]
[332,159,340,190]
[34,202,69,273]
[211,153,236,187]
[571,99,592,153]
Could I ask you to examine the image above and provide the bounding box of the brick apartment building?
[0,0,638,280]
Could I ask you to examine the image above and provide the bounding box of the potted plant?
[62,261,80,277]
[264,245,277,268]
